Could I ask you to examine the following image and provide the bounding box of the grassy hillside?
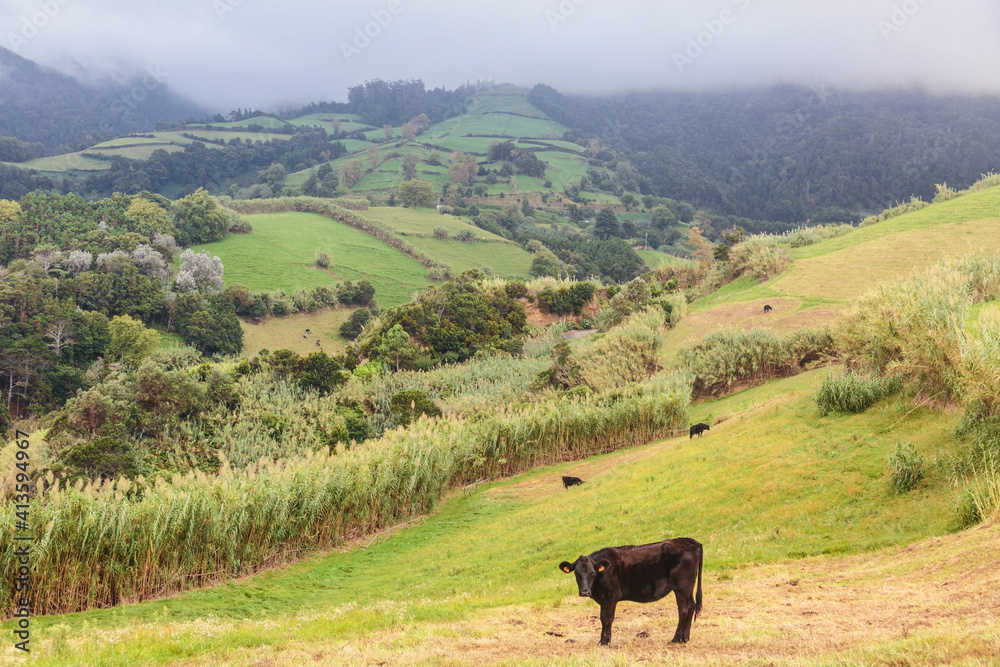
[285,86,608,203]
[4,86,621,213]
[361,207,535,278]
[191,211,431,308]
[664,184,1000,355]
[14,370,995,665]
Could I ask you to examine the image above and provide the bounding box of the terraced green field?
[191,211,431,308]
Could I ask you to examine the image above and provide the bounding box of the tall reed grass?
[0,369,690,616]
[836,252,1000,400]
[859,197,929,227]
[757,223,855,248]
[677,327,835,397]
[814,371,902,416]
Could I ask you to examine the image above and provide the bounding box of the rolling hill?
[660,182,1000,356]
[13,370,999,665]
[3,124,1000,666]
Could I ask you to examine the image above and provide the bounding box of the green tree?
[377,324,418,371]
[530,250,562,278]
[650,205,677,229]
[124,198,175,237]
[298,351,345,396]
[402,153,420,180]
[396,179,436,208]
[594,209,621,240]
[339,308,372,340]
[107,315,159,366]
[261,163,287,193]
[389,389,442,427]
[172,188,230,246]
[521,197,533,218]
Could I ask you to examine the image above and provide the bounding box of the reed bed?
[574,307,666,390]
[757,223,855,248]
[836,252,1000,400]
[677,326,835,397]
[0,370,690,616]
[814,371,902,416]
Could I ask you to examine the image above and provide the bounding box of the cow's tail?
[693,541,703,622]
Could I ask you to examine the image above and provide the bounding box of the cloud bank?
[2,0,998,110]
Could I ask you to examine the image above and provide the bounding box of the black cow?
[559,538,703,645]
[689,423,710,439]
[562,475,585,488]
[763,304,772,314]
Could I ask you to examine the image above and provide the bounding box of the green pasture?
[361,207,534,277]
[13,370,972,665]
[190,211,430,308]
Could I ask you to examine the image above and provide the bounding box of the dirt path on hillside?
[309,525,1000,666]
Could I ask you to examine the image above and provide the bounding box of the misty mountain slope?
[530,84,1000,223]
[0,47,205,151]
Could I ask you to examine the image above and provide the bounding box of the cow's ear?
[597,560,611,573]
[559,561,573,573]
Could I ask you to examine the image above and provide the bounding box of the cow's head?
[559,556,610,597]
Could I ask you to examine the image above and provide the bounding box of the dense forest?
[529,84,1000,223]
[286,78,484,127]
[76,130,348,198]
[0,47,204,151]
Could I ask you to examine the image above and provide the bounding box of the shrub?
[315,250,331,268]
[339,308,373,340]
[505,281,528,299]
[728,236,787,281]
[389,389,443,427]
[814,371,902,416]
[933,183,960,204]
[433,227,449,240]
[426,267,451,281]
[887,442,925,495]
[456,229,476,243]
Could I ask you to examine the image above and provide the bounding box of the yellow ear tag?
[598,565,605,572]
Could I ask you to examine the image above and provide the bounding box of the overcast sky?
[3,0,999,111]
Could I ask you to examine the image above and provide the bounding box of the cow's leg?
[672,590,694,643]
[599,601,617,645]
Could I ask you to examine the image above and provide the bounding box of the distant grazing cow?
[316,340,321,346]
[562,475,584,488]
[689,423,710,439]
[305,328,311,333]
[559,538,703,645]
[763,304,772,314]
